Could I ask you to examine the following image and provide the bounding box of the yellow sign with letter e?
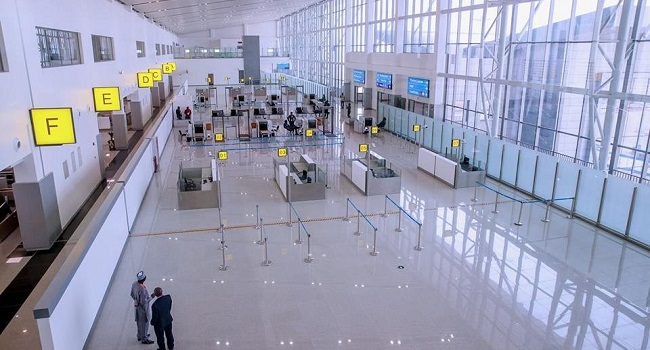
[218,150,228,161]
[92,87,121,112]
[413,124,421,132]
[214,133,224,142]
[148,68,163,82]
[137,72,154,88]
[278,148,288,157]
[30,108,76,146]
[359,144,369,153]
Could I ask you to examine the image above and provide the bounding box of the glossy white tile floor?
[85,118,650,350]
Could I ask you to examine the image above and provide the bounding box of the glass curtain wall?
[280,0,650,182]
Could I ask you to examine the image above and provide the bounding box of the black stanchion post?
[369,228,378,256]
[218,238,228,271]
[414,224,423,251]
[514,202,524,226]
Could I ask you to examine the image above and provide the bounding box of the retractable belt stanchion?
[295,218,303,244]
[354,209,362,236]
[217,224,227,250]
[369,228,378,256]
[256,217,265,245]
[304,233,313,263]
[414,223,423,251]
[514,201,524,226]
[262,237,272,266]
[472,184,479,202]
[255,204,260,229]
[492,193,500,214]
[395,209,403,232]
[219,224,228,271]
[542,201,551,223]
[382,196,389,218]
[343,198,351,222]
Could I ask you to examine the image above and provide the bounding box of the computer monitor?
[230,109,238,116]
[238,95,245,102]
[277,107,284,114]
[296,107,304,114]
[271,94,278,101]
[237,110,243,116]
[194,125,204,134]
[364,117,373,127]
[259,121,268,131]
[198,96,206,103]
[272,107,278,115]
[308,119,317,129]
[309,94,316,99]
[253,108,260,115]
[212,110,224,117]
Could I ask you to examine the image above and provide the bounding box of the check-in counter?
[341,150,401,196]
[274,154,326,202]
[177,160,220,210]
[417,148,486,188]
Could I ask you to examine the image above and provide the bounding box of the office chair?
[184,178,196,191]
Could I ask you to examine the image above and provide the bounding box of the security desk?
[273,154,326,202]
[341,150,401,196]
[177,166,220,210]
[417,148,486,188]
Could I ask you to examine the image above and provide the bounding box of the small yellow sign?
[215,133,224,142]
[277,148,288,157]
[168,62,176,71]
[162,63,173,74]
[149,68,163,82]
[30,108,76,146]
[371,126,378,134]
[359,144,368,153]
[413,124,421,132]
[451,139,461,148]
[92,87,121,112]
[218,150,228,160]
[305,129,313,137]
[137,72,154,88]
[207,76,212,84]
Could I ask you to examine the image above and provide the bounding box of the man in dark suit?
[150,287,174,350]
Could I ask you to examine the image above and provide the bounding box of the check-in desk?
[341,151,401,196]
[273,154,326,202]
[177,162,221,210]
[417,148,486,188]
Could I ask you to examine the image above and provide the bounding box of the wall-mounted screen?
[353,69,366,84]
[277,63,290,70]
[376,72,393,90]
[407,77,430,98]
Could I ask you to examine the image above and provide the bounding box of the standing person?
[175,106,182,120]
[184,106,192,119]
[346,103,351,118]
[130,271,154,344]
[151,287,174,350]
[340,93,345,109]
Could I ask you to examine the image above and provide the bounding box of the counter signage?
[359,144,369,153]
[92,87,121,112]
[412,124,421,132]
[451,139,461,148]
[305,129,313,137]
[278,148,288,157]
[371,126,378,134]
[137,72,154,88]
[148,68,163,82]
[30,108,76,146]
[214,133,224,142]
[162,63,173,74]
[218,150,228,160]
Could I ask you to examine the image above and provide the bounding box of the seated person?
[319,94,326,102]
[299,170,308,181]
[232,97,240,108]
[306,177,312,183]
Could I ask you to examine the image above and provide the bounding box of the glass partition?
[474,134,490,169]
[431,120,443,152]
[501,143,520,186]
[600,176,635,234]
[555,161,580,211]
[441,122,453,156]
[487,139,504,178]
[516,148,537,193]
[574,168,606,222]
[629,184,650,245]
[534,154,558,200]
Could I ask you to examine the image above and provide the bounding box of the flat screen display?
[376,72,392,90]
[353,69,366,84]
[407,77,430,98]
[277,63,290,70]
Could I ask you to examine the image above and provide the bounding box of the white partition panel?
[441,122,453,156]
[516,148,537,193]
[475,134,489,169]
[555,161,580,211]
[600,176,635,234]
[501,143,520,186]
[575,168,606,222]
[432,120,443,152]
[434,155,457,187]
[122,140,155,230]
[487,139,504,178]
[533,154,558,200]
[417,148,437,174]
[351,160,367,192]
[629,184,650,245]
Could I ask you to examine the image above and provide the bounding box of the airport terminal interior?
[1,0,650,349]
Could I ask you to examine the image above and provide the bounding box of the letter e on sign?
[30,108,76,146]
[92,87,121,112]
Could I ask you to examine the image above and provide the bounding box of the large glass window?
[91,35,114,62]
[0,23,7,72]
[36,27,82,68]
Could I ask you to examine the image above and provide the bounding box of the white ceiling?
[119,0,322,35]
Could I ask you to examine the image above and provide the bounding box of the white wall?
[178,21,278,49]
[0,0,178,227]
